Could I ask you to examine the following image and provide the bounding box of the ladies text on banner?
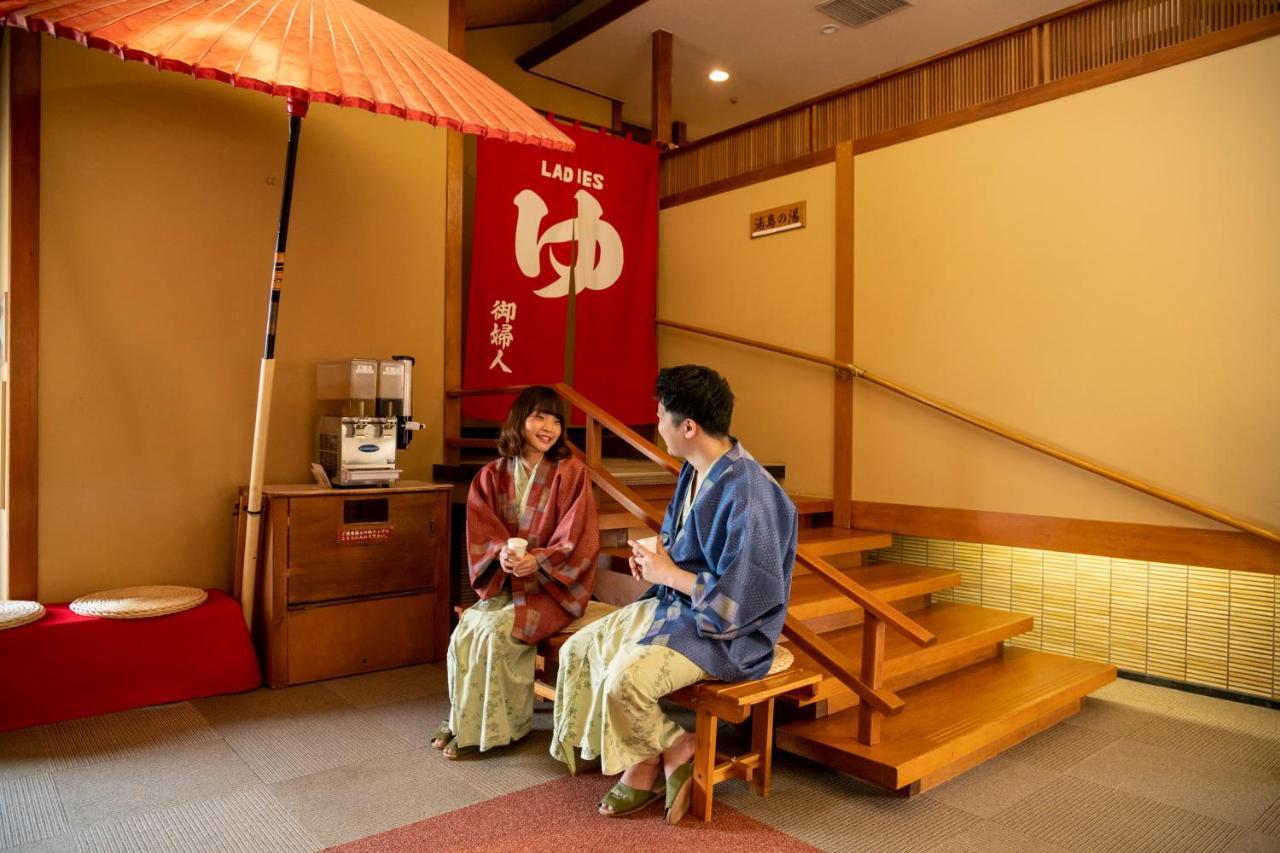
[463,124,659,423]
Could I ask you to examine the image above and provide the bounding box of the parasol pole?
[240,98,308,630]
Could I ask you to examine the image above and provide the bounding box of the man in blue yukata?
[550,364,798,824]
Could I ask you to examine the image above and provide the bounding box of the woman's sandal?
[598,774,665,818]
[664,760,695,825]
[442,737,480,760]
[430,721,452,751]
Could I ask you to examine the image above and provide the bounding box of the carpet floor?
[324,774,821,852]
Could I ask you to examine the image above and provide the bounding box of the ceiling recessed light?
[709,69,730,82]
[821,24,839,34]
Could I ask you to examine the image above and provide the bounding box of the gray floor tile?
[319,663,447,709]
[1067,738,1280,826]
[269,748,488,847]
[925,756,1061,819]
[1128,713,1280,774]
[1221,829,1280,853]
[996,776,1239,853]
[928,819,1070,853]
[192,684,351,733]
[4,835,80,853]
[0,729,52,783]
[72,788,314,853]
[39,704,217,772]
[1002,720,1119,771]
[1068,693,1171,736]
[1253,796,1280,838]
[218,705,414,785]
[54,739,260,828]
[356,693,454,750]
[0,774,68,849]
[439,728,566,799]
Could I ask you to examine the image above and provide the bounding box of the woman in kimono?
[431,386,599,759]
[549,366,797,823]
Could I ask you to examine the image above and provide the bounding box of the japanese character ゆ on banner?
[463,122,659,424]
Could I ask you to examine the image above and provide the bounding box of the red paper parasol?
[2,1,574,629]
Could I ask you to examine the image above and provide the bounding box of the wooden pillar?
[833,141,854,529]
[651,29,672,145]
[443,0,465,463]
[610,99,624,133]
[7,30,41,600]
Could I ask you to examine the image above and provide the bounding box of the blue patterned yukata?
[550,440,797,773]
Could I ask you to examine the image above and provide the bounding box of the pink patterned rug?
[326,774,819,852]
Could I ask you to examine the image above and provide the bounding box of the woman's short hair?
[655,365,734,438]
[497,385,570,460]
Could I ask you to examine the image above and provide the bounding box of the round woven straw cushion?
[70,585,207,619]
[765,644,795,676]
[0,600,46,631]
[561,600,618,634]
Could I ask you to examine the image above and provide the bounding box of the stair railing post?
[585,414,603,469]
[857,614,886,745]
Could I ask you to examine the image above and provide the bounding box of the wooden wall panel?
[660,0,1280,199]
[876,534,1277,697]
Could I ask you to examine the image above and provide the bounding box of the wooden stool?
[667,667,821,821]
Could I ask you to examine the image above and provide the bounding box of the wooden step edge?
[782,609,1034,707]
[797,528,894,556]
[787,566,962,619]
[776,652,1117,791]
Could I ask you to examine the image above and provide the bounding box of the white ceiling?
[531,0,1081,139]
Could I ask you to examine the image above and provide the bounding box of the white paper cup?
[635,535,658,553]
[506,537,528,558]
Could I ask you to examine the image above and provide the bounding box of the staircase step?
[797,527,893,556]
[781,603,1033,710]
[776,647,1116,793]
[788,563,960,627]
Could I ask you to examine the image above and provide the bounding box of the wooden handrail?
[795,546,934,648]
[657,319,1280,546]
[783,615,903,715]
[552,383,681,473]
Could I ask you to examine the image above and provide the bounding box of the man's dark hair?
[655,365,734,438]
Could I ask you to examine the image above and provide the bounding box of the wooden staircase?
[437,383,1115,799]
[589,469,1117,797]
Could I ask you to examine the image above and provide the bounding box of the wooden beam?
[443,0,465,464]
[517,0,653,71]
[7,29,40,600]
[651,29,672,146]
[833,141,854,529]
[851,501,1280,576]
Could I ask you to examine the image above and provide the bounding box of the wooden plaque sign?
[750,201,805,238]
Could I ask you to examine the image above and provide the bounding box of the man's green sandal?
[598,776,665,817]
[664,760,694,825]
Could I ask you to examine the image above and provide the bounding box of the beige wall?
[853,34,1280,531]
[659,166,836,497]
[36,0,450,602]
[465,23,612,127]
[660,36,1280,530]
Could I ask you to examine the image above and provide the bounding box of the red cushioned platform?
[0,589,261,732]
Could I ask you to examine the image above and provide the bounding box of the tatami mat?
[40,704,217,772]
[995,776,1240,853]
[73,788,312,853]
[1,672,1275,852]
[0,775,67,850]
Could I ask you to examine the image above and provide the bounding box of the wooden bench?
[536,629,821,821]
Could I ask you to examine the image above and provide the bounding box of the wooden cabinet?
[235,481,451,688]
